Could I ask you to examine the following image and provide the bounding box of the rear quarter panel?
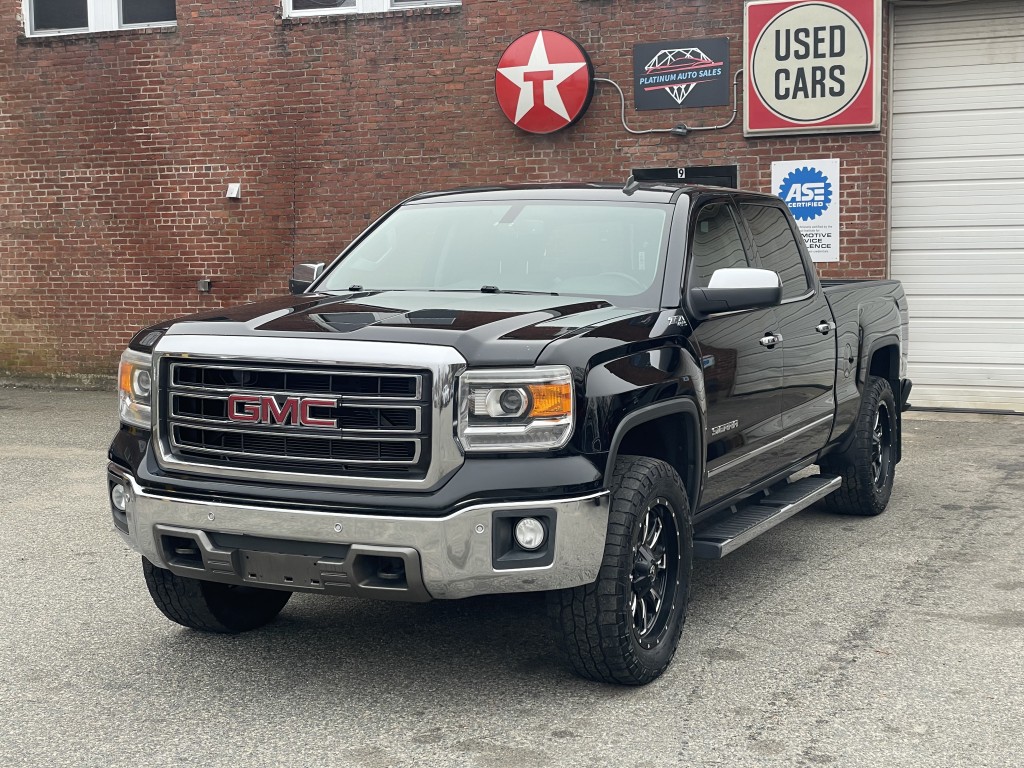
[822,279,909,444]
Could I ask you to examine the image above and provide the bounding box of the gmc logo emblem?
[227,394,338,428]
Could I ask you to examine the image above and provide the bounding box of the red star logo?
[495,30,595,135]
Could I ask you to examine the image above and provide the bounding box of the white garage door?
[891,1,1024,413]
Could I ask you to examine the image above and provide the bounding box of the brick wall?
[0,0,889,375]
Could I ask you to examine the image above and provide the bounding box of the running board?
[693,475,842,559]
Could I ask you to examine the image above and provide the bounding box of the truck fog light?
[111,483,129,511]
[514,517,546,550]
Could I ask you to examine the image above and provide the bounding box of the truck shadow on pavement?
[147,506,858,696]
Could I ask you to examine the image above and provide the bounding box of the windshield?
[317,200,672,302]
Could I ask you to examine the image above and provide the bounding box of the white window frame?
[23,0,176,37]
[284,0,459,20]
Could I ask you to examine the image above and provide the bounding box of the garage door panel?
[908,385,1024,412]
[895,40,1024,80]
[903,297,1024,319]
[908,319,1024,342]
[891,210,1024,230]
[910,363,1024,388]
[896,272,1024,290]
[892,114,1024,141]
[892,260,1024,277]
[911,344,1024,367]
[894,85,1024,114]
[891,227,1024,250]
[893,3,1024,412]
[897,5,1024,46]
[889,249,1024,266]
[892,158,1024,183]
[891,129,1024,160]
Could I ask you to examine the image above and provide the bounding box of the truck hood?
[161,291,652,366]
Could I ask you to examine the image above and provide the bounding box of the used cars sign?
[744,0,881,136]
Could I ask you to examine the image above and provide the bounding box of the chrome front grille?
[152,335,467,491]
[163,360,430,477]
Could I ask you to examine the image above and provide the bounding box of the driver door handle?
[759,333,783,348]
[816,321,837,335]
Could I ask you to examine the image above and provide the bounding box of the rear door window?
[740,204,810,301]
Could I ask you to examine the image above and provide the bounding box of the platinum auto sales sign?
[744,0,881,136]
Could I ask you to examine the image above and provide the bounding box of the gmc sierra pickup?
[108,173,911,685]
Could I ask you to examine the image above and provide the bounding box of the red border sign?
[744,0,881,137]
[495,30,595,135]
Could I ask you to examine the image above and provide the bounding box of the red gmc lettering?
[227,394,337,428]
[300,398,338,428]
[262,397,299,425]
[227,393,261,423]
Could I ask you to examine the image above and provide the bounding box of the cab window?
[688,203,753,288]
[740,204,810,301]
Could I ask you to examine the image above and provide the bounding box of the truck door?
[739,202,835,466]
[686,200,785,505]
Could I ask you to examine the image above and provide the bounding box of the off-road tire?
[548,456,693,685]
[820,375,897,516]
[143,558,292,633]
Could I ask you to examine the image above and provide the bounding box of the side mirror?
[688,268,782,316]
[289,262,325,294]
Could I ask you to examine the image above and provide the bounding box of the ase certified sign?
[744,0,881,137]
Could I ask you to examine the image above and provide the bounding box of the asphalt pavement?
[1,386,1022,768]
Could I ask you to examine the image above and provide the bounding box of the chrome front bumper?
[110,469,610,600]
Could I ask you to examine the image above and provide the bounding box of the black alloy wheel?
[870,400,893,490]
[820,375,898,516]
[549,455,693,685]
[631,499,680,650]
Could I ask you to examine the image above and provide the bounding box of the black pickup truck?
[108,175,911,685]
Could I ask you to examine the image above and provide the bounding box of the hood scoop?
[310,312,402,333]
[393,309,459,327]
[310,309,465,332]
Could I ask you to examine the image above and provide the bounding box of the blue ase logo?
[778,166,833,221]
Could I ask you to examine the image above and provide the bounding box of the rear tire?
[820,375,897,516]
[548,456,693,685]
[143,558,291,633]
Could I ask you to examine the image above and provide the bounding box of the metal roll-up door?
[891,0,1024,413]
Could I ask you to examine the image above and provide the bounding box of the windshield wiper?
[325,286,560,296]
[478,285,559,296]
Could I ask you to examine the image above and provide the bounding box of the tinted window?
[33,0,88,30]
[122,0,175,23]
[689,203,751,288]
[122,0,176,23]
[292,0,355,9]
[741,204,810,301]
[317,200,670,302]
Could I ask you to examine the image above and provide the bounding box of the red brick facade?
[0,0,890,375]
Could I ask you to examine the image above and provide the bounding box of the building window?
[26,0,176,35]
[285,0,459,19]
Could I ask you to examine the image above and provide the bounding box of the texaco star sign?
[495,30,595,135]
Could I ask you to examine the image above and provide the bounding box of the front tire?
[820,375,897,516]
[549,456,693,685]
[143,559,292,633]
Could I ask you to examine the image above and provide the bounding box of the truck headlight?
[457,366,574,452]
[118,349,153,429]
